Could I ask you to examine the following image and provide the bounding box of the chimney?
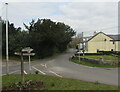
[93,31,97,35]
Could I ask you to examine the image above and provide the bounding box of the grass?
[2,74,118,90]
[81,55,119,61]
[71,59,119,68]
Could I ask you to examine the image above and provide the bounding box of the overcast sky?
[0,2,118,36]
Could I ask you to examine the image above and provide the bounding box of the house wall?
[87,33,115,53]
[115,41,120,51]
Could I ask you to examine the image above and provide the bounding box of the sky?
[0,1,119,36]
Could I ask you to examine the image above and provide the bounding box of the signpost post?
[20,50,24,84]
[22,47,33,74]
[14,47,35,84]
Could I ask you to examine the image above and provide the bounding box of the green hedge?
[98,51,120,55]
[75,53,103,56]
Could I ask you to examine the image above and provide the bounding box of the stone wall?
[72,56,120,65]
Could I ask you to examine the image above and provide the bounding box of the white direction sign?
[22,47,33,53]
[14,52,35,56]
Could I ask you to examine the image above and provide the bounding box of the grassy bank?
[2,74,118,90]
[71,59,119,68]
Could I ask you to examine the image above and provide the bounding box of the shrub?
[35,70,39,74]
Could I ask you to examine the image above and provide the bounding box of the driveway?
[2,49,119,86]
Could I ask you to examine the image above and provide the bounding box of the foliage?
[98,51,120,55]
[2,74,118,90]
[2,80,44,90]
[2,19,76,58]
[24,19,76,58]
[75,53,103,56]
[35,70,39,74]
[2,21,27,56]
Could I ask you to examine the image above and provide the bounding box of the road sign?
[14,47,35,74]
[22,47,33,53]
[14,52,35,56]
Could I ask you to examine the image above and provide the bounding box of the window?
[104,39,107,41]
[113,41,115,44]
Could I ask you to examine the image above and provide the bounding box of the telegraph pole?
[82,32,84,56]
[5,3,9,74]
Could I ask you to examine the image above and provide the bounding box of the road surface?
[2,49,119,86]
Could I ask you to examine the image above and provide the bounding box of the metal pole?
[82,32,84,56]
[5,3,9,75]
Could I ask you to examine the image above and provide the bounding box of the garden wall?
[72,56,120,65]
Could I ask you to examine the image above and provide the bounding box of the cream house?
[80,32,120,53]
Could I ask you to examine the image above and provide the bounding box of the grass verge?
[2,74,118,90]
[71,59,119,68]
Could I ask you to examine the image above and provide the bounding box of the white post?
[82,32,84,56]
[28,55,31,74]
[78,45,80,62]
[5,3,9,74]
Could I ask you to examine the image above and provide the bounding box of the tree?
[24,19,76,58]
[2,21,28,56]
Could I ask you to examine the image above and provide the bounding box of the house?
[80,32,120,53]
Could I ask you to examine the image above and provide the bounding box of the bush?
[98,51,120,55]
[35,70,39,74]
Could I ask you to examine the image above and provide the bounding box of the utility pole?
[82,32,84,56]
[5,3,9,75]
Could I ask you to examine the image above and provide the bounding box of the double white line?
[49,71,62,78]
[32,65,62,78]
[32,66,46,75]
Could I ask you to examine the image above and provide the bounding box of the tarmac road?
[2,49,119,86]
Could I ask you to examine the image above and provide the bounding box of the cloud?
[1,2,118,36]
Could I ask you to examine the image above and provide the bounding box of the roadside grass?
[81,55,119,61]
[2,74,118,90]
[71,59,119,68]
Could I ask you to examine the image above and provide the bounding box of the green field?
[71,59,119,68]
[2,74,118,90]
[81,55,119,61]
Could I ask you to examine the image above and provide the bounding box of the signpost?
[14,47,35,84]
[22,47,34,74]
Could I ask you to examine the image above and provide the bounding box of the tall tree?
[24,19,76,58]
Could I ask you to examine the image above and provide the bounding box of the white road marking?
[49,71,62,78]
[41,64,44,67]
[32,66,46,75]
[41,64,47,68]
[24,70,27,74]
[45,64,47,68]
